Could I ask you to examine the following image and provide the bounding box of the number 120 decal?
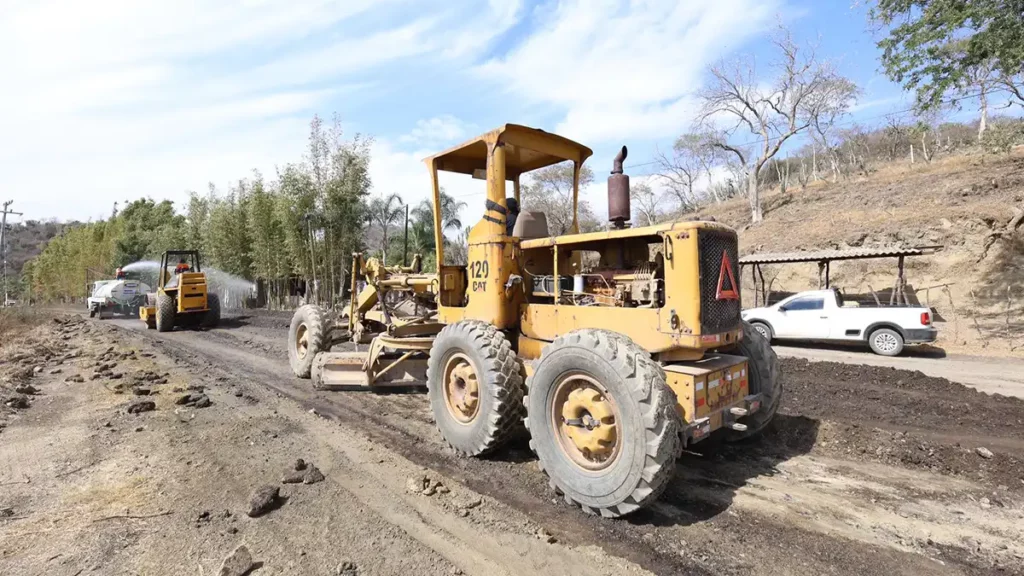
[469,260,489,279]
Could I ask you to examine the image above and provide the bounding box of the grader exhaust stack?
[608,145,630,229]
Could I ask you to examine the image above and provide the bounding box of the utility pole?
[1,200,24,305]
[402,204,409,267]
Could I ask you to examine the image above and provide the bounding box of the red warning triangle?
[716,250,739,301]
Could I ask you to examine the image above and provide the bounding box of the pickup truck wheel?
[868,328,904,356]
[750,321,772,342]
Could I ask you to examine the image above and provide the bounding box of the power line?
[626,83,1024,171]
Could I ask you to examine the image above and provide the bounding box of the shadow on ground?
[775,339,947,358]
[630,414,821,527]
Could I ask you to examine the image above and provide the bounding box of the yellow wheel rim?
[296,324,309,360]
[551,373,620,471]
[443,353,480,424]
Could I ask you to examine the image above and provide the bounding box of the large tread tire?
[155,292,175,333]
[725,321,783,441]
[426,320,524,457]
[525,330,681,518]
[203,293,221,328]
[868,327,904,357]
[289,305,330,378]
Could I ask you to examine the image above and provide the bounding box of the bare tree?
[696,27,856,223]
[996,72,1024,109]
[521,163,599,235]
[807,77,860,181]
[654,132,719,210]
[631,182,665,225]
[883,114,910,161]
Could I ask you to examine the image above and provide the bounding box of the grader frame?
[287,124,781,518]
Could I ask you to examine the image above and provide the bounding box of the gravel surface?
[4,310,1022,575]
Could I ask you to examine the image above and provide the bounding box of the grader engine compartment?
[526,236,665,309]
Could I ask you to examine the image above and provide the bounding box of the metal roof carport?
[739,246,942,307]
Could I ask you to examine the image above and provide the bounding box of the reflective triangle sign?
[716,250,739,301]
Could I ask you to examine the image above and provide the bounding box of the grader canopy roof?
[424,124,593,177]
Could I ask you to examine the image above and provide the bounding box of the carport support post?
[825,260,830,289]
[750,264,758,307]
[897,255,906,305]
[757,264,766,306]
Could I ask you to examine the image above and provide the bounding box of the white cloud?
[0,0,521,221]
[398,115,478,148]
[476,0,781,143]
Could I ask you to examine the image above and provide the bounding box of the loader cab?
[423,124,593,328]
[158,250,202,290]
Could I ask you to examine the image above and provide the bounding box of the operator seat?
[512,210,549,240]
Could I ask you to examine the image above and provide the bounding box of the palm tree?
[368,193,403,264]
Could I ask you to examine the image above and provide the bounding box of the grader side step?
[311,351,428,390]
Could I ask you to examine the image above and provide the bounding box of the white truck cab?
[742,288,937,356]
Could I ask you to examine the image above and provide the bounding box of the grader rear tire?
[724,321,782,441]
[155,292,175,333]
[525,330,681,518]
[426,321,524,457]
[289,305,330,378]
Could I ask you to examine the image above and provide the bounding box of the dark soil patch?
[782,358,1024,436]
[779,358,1024,489]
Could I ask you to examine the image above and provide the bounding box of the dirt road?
[3,311,1023,575]
[773,344,1024,398]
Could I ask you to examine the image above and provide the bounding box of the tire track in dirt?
[105,315,1024,575]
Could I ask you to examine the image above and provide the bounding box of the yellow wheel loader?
[287,124,781,518]
[140,250,220,332]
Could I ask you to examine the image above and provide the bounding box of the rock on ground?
[219,544,258,576]
[126,400,156,414]
[247,485,281,517]
[303,466,325,484]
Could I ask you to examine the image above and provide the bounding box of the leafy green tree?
[247,173,286,280]
[870,0,1024,110]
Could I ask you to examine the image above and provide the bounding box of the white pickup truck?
[741,288,937,356]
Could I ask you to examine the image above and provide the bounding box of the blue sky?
[0,0,985,226]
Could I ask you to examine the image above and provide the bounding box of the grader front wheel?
[525,330,681,518]
[426,321,524,456]
[288,305,330,378]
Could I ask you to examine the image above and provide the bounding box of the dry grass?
[0,308,45,343]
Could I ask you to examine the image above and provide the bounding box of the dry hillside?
[693,152,1024,357]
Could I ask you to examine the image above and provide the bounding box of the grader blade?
[312,352,371,389]
[311,351,429,390]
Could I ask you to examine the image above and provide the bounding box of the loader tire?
[289,305,330,378]
[724,321,782,441]
[525,330,681,518]
[426,320,524,457]
[203,293,221,328]
[155,292,175,333]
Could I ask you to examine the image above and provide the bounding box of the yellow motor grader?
[287,124,781,518]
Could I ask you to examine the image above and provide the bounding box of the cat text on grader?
[287,124,781,518]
